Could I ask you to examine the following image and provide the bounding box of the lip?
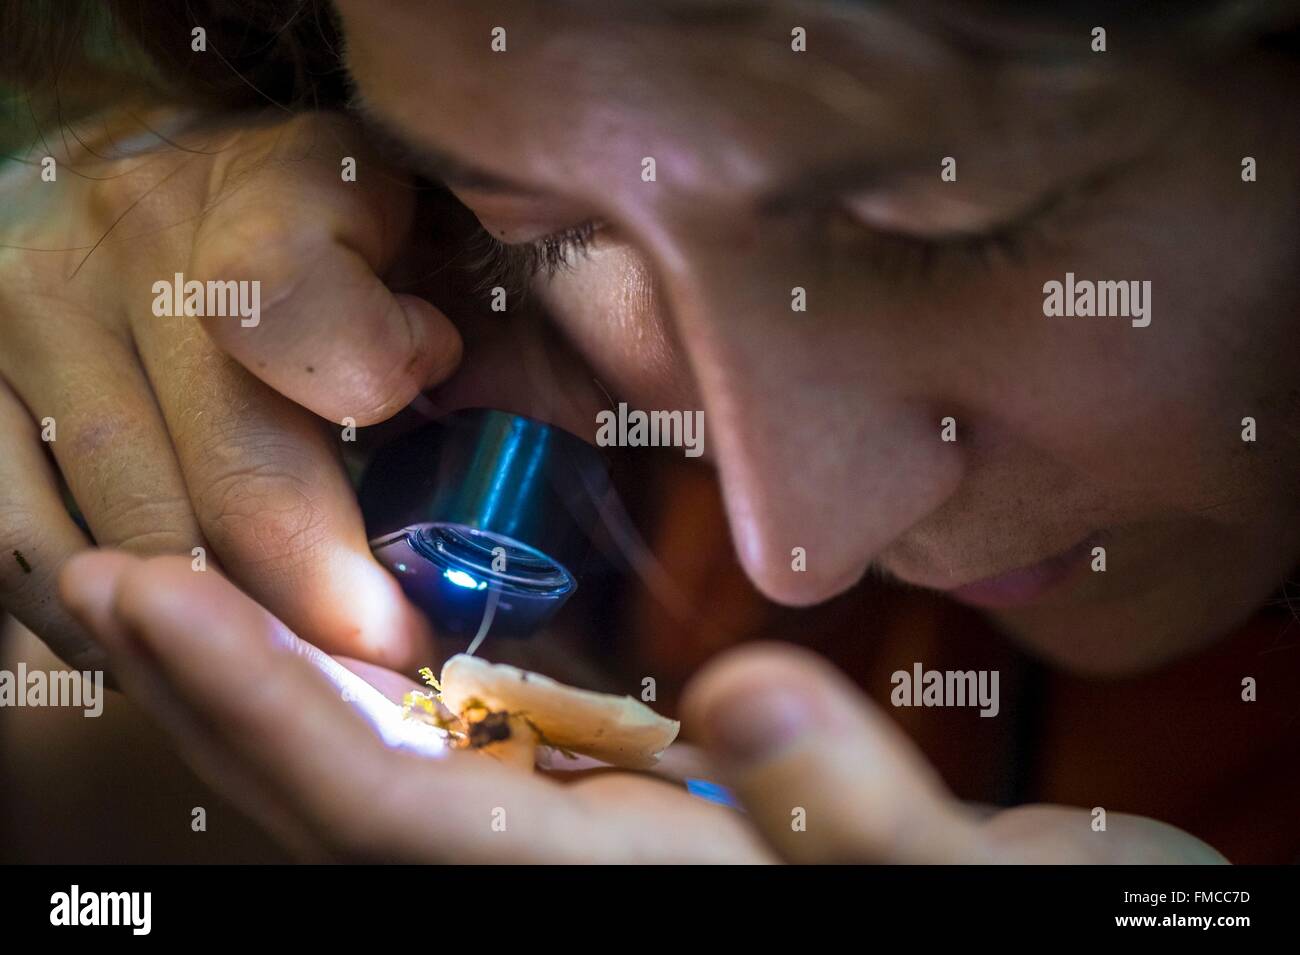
[942,536,1096,609]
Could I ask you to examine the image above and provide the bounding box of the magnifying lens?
[359,408,610,640]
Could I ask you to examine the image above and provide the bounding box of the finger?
[131,306,433,669]
[59,551,416,853]
[0,324,204,558]
[333,656,424,705]
[59,552,577,860]
[62,553,770,862]
[192,113,462,425]
[0,377,102,669]
[57,550,359,859]
[980,804,1228,864]
[681,642,984,863]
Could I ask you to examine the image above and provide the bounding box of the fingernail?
[706,685,815,764]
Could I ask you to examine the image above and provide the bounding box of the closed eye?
[830,161,1130,280]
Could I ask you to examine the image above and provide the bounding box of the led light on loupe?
[358,409,609,640]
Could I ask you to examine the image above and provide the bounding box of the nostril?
[712,411,965,610]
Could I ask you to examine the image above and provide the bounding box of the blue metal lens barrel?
[359,408,610,638]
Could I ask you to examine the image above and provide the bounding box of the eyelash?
[462,220,598,299]
[822,186,1075,283]
[862,214,1054,281]
[460,184,1074,298]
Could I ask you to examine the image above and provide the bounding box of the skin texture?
[2,2,1294,861]
[339,0,1300,674]
[58,550,1224,863]
[0,107,609,673]
[0,111,453,671]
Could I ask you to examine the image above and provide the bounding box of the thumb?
[681,642,985,863]
[192,113,462,425]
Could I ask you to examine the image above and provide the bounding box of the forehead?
[342,2,967,192]
[338,0,1146,210]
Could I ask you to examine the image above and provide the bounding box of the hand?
[59,549,1224,864]
[0,108,463,672]
[59,551,775,862]
[680,645,1230,863]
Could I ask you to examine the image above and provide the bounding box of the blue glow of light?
[685,777,742,810]
[444,568,488,590]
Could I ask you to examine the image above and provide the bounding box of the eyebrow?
[350,95,544,195]
[349,93,1044,222]
[350,90,907,212]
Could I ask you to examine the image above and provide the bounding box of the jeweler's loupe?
[359,408,610,639]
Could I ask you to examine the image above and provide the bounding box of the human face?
[335,0,1300,674]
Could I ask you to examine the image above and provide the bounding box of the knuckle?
[189,213,313,335]
[214,112,335,188]
[191,209,305,290]
[83,158,206,266]
[55,397,171,468]
[95,495,198,555]
[205,121,287,195]
[197,455,333,573]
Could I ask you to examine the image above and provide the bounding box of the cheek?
[912,200,1264,515]
[537,244,696,409]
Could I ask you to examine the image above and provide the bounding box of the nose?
[658,250,964,606]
